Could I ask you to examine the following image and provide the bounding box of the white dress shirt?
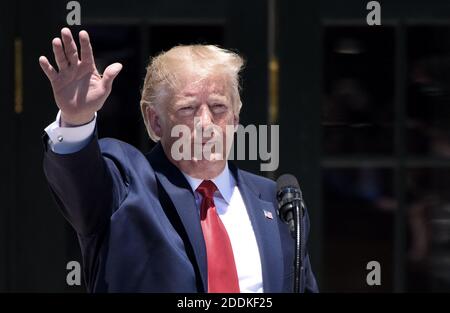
[44,111,96,154]
[44,111,264,292]
[182,166,264,293]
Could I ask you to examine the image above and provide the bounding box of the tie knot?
[196,180,217,199]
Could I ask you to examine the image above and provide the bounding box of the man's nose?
[197,104,213,127]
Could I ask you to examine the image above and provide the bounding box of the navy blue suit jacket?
[43,133,318,292]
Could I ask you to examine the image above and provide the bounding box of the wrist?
[60,112,95,127]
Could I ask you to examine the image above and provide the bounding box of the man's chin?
[176,158,227,180]
[191,154,225,163]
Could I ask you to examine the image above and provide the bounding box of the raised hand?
[39,28,122,126]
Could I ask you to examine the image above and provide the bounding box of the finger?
[52,38,69,71]
[38,56,58,81]
[102,63,123,90]
[61,27,79,66]
[79,30,94,65]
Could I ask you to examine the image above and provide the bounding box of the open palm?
[39,28,122,126]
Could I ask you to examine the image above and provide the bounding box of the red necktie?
[197,180,240,293]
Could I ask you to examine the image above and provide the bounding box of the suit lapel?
[146,143,208,292]
[146,144,284,293]
[231,165,284,293]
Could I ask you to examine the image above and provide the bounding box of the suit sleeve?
[42,130,128,237]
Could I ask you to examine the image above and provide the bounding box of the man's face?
[149,75,238,179]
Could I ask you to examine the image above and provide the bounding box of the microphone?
[276,173,305,292]
[276,174,304,238]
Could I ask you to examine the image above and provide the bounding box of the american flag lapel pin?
[264,210,273,219]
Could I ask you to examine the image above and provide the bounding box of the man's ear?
[146,106,162,138]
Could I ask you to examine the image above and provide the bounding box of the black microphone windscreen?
[276,174,300,192]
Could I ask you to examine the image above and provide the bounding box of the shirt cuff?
[44,110,97,154]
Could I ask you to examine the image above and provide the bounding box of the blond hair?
[140,45,245,141]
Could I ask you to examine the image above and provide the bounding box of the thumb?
[102,63,122,90]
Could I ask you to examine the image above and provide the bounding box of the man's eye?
[178,106,194,114]
[211,104,227,113]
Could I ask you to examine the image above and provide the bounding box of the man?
[40,27,318,293]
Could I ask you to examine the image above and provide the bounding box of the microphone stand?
[293,200,304,293]
[277,184,306,293]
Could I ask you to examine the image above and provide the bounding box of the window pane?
[83,25,144,149]
[322,168,395,292]
[323,26,395,156]
[406,168,450,292]
[407,26,450,157]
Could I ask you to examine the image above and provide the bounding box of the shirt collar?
[181,164,235,205]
